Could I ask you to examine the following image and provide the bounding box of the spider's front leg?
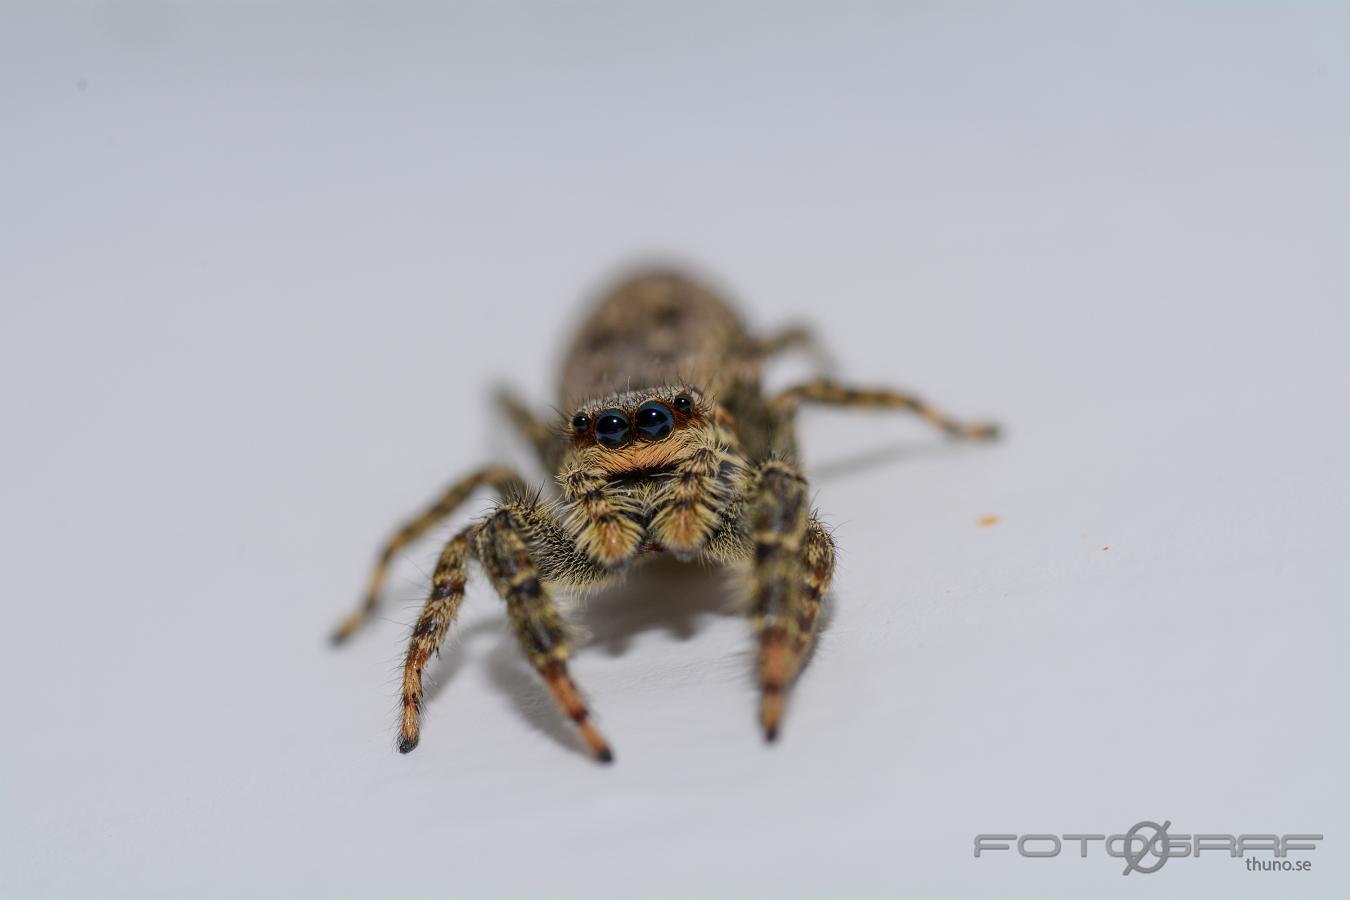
[397,494,616,760]
[399,526,474,752]
[741,460,837,741]
[474,501,617,762]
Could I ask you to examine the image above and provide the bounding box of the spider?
[331,270,999,762]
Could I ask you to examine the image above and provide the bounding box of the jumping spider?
[331,270,998,762]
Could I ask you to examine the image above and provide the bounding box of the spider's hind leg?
[332,465,526,644]
[770,378,1000,457]
[495,388,564,473]
[750,324,833,372]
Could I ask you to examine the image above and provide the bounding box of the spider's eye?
[672,394,694,415]
[594,409,630,448]
[571,413,590,433]
[635,401,674,440]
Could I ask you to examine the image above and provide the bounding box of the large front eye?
[594,409,630,448]
[635,401,674,440]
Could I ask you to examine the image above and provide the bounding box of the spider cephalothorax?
[332,269,999,762]
[557,385,748,570]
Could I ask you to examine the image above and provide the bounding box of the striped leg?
[751,324,835,373]
[752,324,818,357]
[398,528,473,753]
[770,378,999,457]
[745,459,814,741]
[791,519,836,674]
[332,465,526,644]
[474,508,614,763]
[495,388,564,472]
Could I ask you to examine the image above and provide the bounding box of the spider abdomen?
[559,270,752,405]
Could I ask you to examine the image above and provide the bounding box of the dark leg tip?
[763,725,779,743]
[397,734,419,754]
[595,746,614,764]
[329,629,349,647]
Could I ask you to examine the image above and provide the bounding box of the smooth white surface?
[2,4,1347,898]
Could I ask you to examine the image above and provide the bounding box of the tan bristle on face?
[587,428,699,475]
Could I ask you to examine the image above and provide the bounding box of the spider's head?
[565,385,716,475]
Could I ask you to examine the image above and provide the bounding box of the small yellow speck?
[978,515,1000,527]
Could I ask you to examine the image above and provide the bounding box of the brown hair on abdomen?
[559,270,751,405]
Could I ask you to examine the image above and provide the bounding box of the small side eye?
[673,394,693,414]
[635,401,674,440]
[571,413,591,433]
[594,409,630,448]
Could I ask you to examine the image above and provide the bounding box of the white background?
[2,4,1347,898]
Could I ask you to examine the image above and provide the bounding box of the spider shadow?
[423,556,745,759]
[417,437,971,757]
[807,438,986,483]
